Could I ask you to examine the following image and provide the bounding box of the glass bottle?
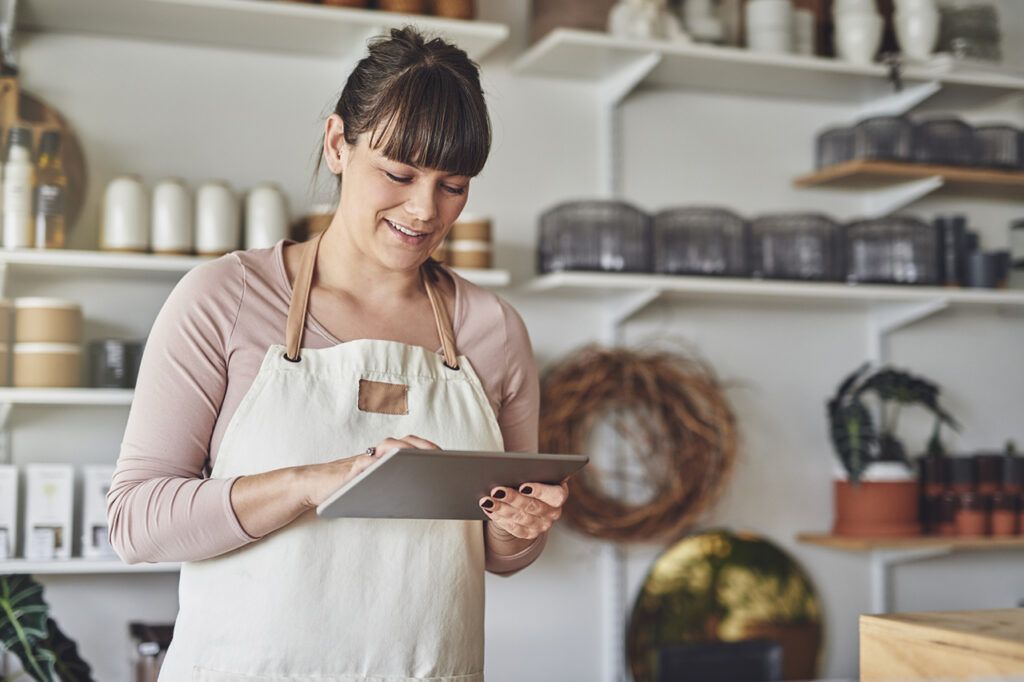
[3,126,34,249]
[34,130,66,249]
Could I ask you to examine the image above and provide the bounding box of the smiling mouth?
[385,218,430,239]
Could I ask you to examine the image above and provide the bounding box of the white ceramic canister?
[13,342,81,388]
[102,175,149,252]
[14,298,82,344]
[244,183,289,250]
[195,180,241,256]
[835,12,883,64]
[151,178,194,255]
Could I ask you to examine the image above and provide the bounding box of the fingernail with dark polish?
[493,489,506,499]
[481,499,494,509]
[520,486,533,495]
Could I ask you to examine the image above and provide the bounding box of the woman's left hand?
[479,480,569,540]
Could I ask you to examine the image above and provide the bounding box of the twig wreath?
[539,345,738,542]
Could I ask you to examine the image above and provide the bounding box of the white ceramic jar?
[195,180,240,256]
[102,175,149,252]
[835,12,883,64]
[745,0,794,53]
[244,183,289,250]
[895,0,940,60]
[151,178,194,255]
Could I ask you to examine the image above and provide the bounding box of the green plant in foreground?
[827,363,960,484]
[0,575,93,681]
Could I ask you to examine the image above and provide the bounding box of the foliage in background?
[0,575,93,682]
[827,362,960,484]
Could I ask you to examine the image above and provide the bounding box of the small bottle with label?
[3,126,35,249]
[34,131,66,249]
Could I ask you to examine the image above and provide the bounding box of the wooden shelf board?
[514,29,1024,106]
[794,159,1024,193]
[0,559,180,575]
[525,271,1024,308]
[19,0,509,62]
[797,532,1024,552]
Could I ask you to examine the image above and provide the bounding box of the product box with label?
[24,463,74,560]
[0,465,16,560]
[82,465,115,559]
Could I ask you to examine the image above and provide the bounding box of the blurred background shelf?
[795,160,1024,196]
[526,271,1024,309]
[513,28,1024,107]
[0,559,180,575]
[18,0,509,61]
[0,388,134,406]
[797,533,1024,553]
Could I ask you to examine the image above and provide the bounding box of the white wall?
[7,1,1024,680]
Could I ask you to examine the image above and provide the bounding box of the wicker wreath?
[539,344,738,542]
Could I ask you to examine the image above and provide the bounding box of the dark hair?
[316,26,491,186]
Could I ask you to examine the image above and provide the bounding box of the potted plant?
[826,362,959,537]
[0,574,94,681]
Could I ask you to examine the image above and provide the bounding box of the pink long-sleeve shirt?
[107,239,545,574]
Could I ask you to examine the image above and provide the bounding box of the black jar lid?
[975,453,1004,485]
[948,457,976,485]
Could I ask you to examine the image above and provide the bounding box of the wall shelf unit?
[797,533,1024,614]
[0,559,180,575]
[18,0,509,62]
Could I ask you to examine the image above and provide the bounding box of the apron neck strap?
[284,231,459,369]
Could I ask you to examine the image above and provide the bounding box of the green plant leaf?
[37,618,94,682]
[828,398,876,483]
[0,575,57,681]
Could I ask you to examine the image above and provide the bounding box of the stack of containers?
[447,214,492,269]
[13,298,83,387]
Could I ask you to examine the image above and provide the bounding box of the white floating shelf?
[0,249,511,287]
[514,29,1024,107]
[0,388,134,406]
[0,559,180,575]
[526,271,1024,308]
[19,0,509,61]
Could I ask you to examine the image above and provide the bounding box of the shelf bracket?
[605,288,661,337]
[861,176,944,218]
[868,545,953,613]
[855,80,942,120]
[597,52,661,197]
[867,298,949,363]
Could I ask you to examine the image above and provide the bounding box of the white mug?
[244,183,289,250]
[195,181,240,256]
[102,175,149,252]
[151,178,193,255]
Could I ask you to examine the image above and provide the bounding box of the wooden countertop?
[861,609,1024,680]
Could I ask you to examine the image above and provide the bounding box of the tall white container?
[24,463,74,560]
[82,465,116,559]
[3,126,35,249]
[151,178,194,255]
[195,180,240,256]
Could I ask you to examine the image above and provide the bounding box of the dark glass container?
[748,213,843,281]
[816,126,856,168]
[913,117,979,166]
[652,207,748,277]
[538,200,651,274]
[947,456,976,493]
[918,454,948,497]
[844,216,941,285]
[974,125,1024,169]
[1003,455,1024,494]
[938,491,959,536]
[974,453,1004,495]
[852,116,914,162]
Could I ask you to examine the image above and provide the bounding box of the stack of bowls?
[894,0,940,61]
[745,0,793,54]
[833,0,883,65]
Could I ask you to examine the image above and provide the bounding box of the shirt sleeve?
[106,255,258,564]
[485,297,548,576]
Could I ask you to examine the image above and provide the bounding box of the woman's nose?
[404,182,438,224]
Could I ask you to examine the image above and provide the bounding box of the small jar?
[947,456,976,494]
[975,453,1003,495]
[918,453,947,497]
[955,491,990,537]
[938,491,959,536]
[1003,455,1024,494]
[990,492,1019,537]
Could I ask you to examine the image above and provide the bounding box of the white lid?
[833,460,915,482]
[448,240,492,252]
[14,342,81,354]
[14,297,81,310]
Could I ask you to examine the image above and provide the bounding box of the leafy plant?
[0,575,94,681]
[826,363,960,484]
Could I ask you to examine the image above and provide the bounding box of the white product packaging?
[24,464,74,560]
[81,465,115,559]
[0,465,16,560]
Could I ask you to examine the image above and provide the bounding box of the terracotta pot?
[833,479,921,537]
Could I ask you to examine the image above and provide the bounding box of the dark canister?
[947,456,976,493]
[90,339,133,388]
[126,341,146,388]
[975,453,1004,495]
[1003,453,1024,494]
[938,490,959,536]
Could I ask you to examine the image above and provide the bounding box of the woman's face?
[332,120,471,273]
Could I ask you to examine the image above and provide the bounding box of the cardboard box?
[0,465,16,560]
[24,464,74,560]
[81,465,115,559]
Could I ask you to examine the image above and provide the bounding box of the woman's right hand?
[301,435,441,508]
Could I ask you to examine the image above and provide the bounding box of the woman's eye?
[443,185,466,196]
[385,171,412,184]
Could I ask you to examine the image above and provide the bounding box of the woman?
[107,27,567,681]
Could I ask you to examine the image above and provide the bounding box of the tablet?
[316,448,589,521]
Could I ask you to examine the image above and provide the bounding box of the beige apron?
[159,231,505,681]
